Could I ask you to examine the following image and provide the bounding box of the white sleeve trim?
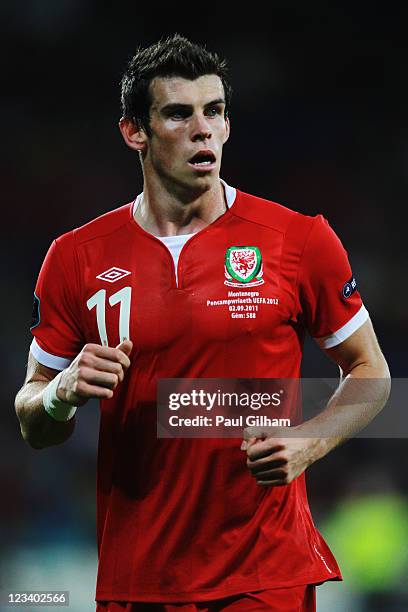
[30,338,72,371]
[314,304,369,349]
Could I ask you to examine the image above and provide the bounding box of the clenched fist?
[56,340,133,406]
[241,426,320,487]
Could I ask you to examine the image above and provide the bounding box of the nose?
[191,113,212,142]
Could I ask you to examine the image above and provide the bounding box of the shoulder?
[53,201,133,253]
[232,189,318,237]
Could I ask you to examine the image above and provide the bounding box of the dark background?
[1,3,407,611]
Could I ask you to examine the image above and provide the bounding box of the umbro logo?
[96,267,131,283]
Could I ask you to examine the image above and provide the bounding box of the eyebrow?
[160,98,225,114]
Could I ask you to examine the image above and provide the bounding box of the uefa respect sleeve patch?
[30,292,41,329]
[342,276,357,299]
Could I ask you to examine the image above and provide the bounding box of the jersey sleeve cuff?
[30,338,72,370]
[314,304,369,349]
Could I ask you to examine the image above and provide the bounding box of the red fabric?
[96,585,316,611]
[297,214,362,338]
[32,235,85,359]
[31,189,359,601]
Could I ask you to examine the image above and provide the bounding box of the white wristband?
[43,370,77,422]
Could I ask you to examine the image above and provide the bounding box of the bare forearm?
[15,381,75,449]
[243,322,391,487]
[299,360,391,463]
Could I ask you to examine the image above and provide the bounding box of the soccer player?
[15,35,390,611]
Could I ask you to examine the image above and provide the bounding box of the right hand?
[56,340,133,406]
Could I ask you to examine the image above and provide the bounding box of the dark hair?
[120,34,232,133]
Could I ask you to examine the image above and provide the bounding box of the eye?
[165,108,190,120]
[205,106,222,117]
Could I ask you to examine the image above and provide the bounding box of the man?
[15,35,390,611]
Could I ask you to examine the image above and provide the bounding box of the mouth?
[188,150,217,170]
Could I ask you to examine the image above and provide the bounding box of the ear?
[223,115,230,144]
[119,117,148,153]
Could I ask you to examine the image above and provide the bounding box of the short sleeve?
[30,235,85,370]
[298,215,368,349]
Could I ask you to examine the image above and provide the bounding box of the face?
[143,74,230,194]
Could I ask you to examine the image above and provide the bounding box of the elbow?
[343,353,391,409]
[17,419,48,450]
[14,390,31,429]
[14,400,34,446]
[22,418,76,450]
[382,358,391,381]
[14,393,58,450]
[351,351,391,381]
[21,430,48,450]
[19,424,70,450]
[375,352,391,385]
[381,357,392,403]
[368,354,391,408]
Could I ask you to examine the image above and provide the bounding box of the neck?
[134,175,227,237]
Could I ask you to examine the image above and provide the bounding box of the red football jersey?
[31,184,367,602]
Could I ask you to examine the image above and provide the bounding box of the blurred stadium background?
[2,2,407,610]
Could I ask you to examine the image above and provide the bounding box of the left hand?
[241,426,319,487]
